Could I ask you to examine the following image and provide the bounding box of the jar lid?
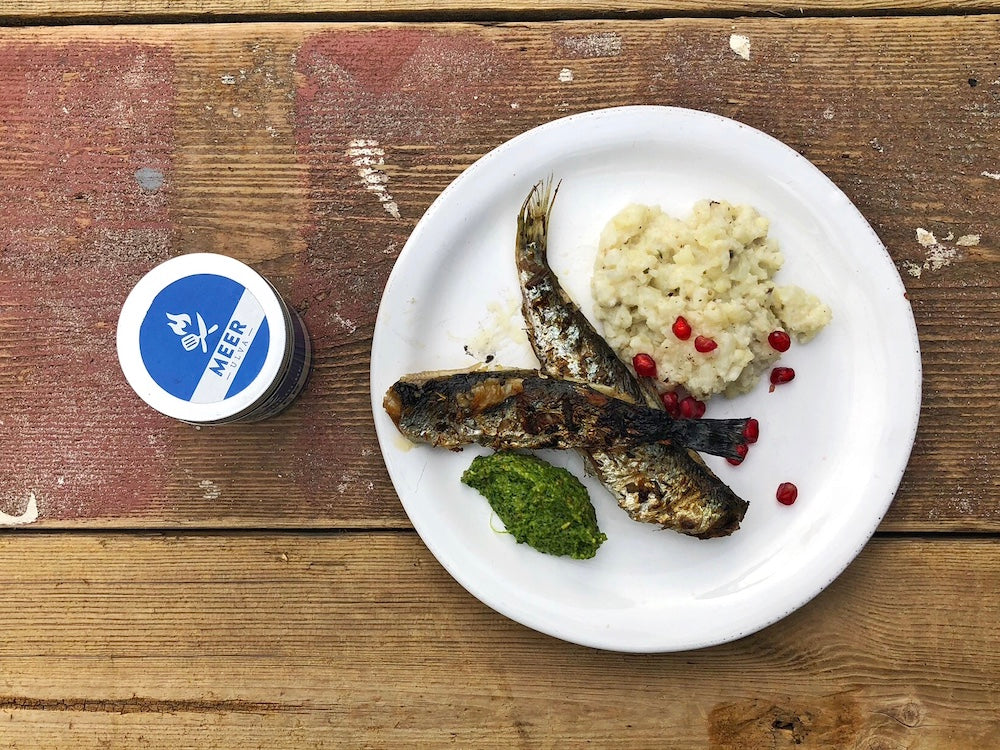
[117,253,289,423]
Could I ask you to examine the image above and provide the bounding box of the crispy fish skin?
[589,443,748,536]
[516,180,660,409]
[384,369,749,458]
[515,180,749,538]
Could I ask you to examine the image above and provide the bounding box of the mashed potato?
[591,200,831,399]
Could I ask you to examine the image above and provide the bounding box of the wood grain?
[0,18,997,530]
[0,532,996,748]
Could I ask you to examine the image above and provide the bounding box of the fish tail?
[660,417,750,460]
[517,177,560,263]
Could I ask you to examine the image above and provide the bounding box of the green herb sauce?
[461,452,607,560]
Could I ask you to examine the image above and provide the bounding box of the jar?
[116,253,311,424]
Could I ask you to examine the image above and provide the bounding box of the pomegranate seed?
[770,366,796,386]
[679,396,705,419]
[660,391,680,418]
[743,418,759,444]
[679,397,696,418]
[632,353,657,378]
[694,335,717,353]
[671,316,692,340]
[776,482,798,505]
[768,330,791,352]
[726,444,749,466]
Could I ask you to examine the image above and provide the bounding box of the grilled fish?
[384,369,750,457]
[515,179,749,538]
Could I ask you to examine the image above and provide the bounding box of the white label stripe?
[189,290,265,404]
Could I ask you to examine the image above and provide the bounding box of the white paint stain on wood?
[924,244,956,270]
[559,32,623,58]
[729,34,751,61]
[346,139,401,219]
[916,228,937,247]
[981,171,1000,180]
[199,480,221,501]
[332,311,358,334]
[336,470,358,494]
[558,68,574,83]
[0,492,39,526]
[906,228,962,277]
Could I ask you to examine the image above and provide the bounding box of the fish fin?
[662,418,750,460]
[517,177,561,251]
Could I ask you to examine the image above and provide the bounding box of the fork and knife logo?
[165,312,219,353]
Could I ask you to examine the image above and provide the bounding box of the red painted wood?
[0,42,176,521]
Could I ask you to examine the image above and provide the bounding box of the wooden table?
[1,0,998,746]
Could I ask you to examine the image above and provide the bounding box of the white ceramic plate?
[370,106,921,652]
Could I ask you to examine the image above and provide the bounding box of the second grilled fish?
[384,369,750,458]
[515,179,750,538]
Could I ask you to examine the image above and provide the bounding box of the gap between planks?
[2,1,1000,28]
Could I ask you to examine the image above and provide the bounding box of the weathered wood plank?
[0,533,996,748]
[0,18,997,529]
[1,0,999,22]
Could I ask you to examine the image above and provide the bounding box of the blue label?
[139,274,270,402]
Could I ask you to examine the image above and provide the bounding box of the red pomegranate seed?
[660,391,680,418]
[768,330,791,352]
[770,366,796,386]
[679,396,705,419]
[632,353,657,378]
[776,482,798,505]
[743,418,759,444]
[694,335,717,353]
[726,444,749,466]
[679,397,696,418]
[671,316,692,340]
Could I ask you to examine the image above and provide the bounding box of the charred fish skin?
[515,179,749,538]
[594,443,749,539]
[384,369,750,458]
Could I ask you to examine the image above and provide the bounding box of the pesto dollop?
[461,452,607,560]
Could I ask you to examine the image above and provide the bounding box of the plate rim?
[370,105,922,652]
